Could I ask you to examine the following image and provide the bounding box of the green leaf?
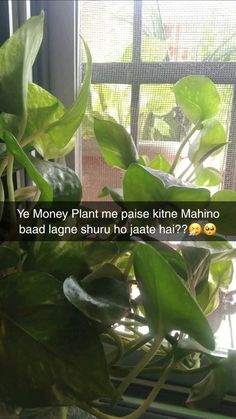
[0,271,114,406]
[150,242,187,280]
[0,179,4,220]
[33,38,92,159]
[99,186,124,202]
[138,155,149,166]
[123,164,210,202]
[25,82,65,135]
[2,82,64,140]
[186,364,227,409]
[196,280,219,316]
[188,119,226,163]
[181,246,211,288]
[211,190,236,201]
[63,263,129,324]
[192,166,222,186]
[210,260,233,290]
[154,118,170,136]
[211,247,236,263]
[0,12,44,116]
[94,118,139,169]
[133,243,215,350]
[23,241,118,281]
[32,158,82,202]
[0,246,19,270]
[149,154,171,172]
[210,190,236,235]
[23,241,90,281]
[2,130,53,201]
[173,76,220,123]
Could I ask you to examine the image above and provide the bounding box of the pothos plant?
[0,12,236,419]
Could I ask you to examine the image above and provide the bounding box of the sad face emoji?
[204,223,216,236]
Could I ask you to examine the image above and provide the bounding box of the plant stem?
[106,328,124,365]
[124,253,134,278]
[185,166,197,182]
[60,407,68,419]
[124,357,175,419]
[114,334,164,403]
[7,155,16,223]
[83,356,174,419]
[169,121,201,175]
[178,161,193,179]
[0,157,8,177]
[7,155,15,202]
[123,333,152,358]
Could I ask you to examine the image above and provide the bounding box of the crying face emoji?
[203,223,216,236]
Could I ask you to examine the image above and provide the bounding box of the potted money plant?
[0,12,235,419]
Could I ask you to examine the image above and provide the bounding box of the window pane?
[142,1,236,62]
[80,0,134,63]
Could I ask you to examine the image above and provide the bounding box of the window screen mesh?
[80,1,134,62]
[142,1,236,62]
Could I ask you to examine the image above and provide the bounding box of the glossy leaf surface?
[149,153,171,172]
[63,263,129,324]
[94,118,139,169]
[0,271,114,406]
[133,243,215,350]
[188,119,226,163]
[173,76,220,123]
[192,166,222,186]
[0,13,44,115]
[32,158,82,202]
[123,164,210,202]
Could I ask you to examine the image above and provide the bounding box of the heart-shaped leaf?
[149,154,171,172]
[188,119,226,163]
[0,13,44,116]
[210,260,233,290]
[133,243,215,350]
[94,118,139,169]
[173,76,220,123]
[32,158,82,202]
[0,271,114,406]
[63,263,129,324]
[192,166,222,186]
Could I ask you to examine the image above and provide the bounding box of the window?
[80,0,236,196]
[79,0,236,351]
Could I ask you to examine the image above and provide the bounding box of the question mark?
[175,224,181,233]
[182,224,188,233]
